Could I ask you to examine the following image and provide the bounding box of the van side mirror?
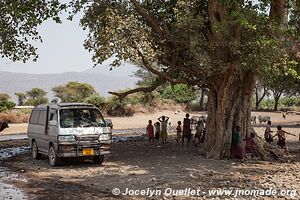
[49,120,58,126]
[105,119,113,129]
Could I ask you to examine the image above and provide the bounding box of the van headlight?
[58,135,76,143]
[99,134,110,141]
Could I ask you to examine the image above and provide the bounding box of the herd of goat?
[188,115,270,126]
[250,115,271,124]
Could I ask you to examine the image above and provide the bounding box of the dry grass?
[291,106,300,112]
[0,110,30,123]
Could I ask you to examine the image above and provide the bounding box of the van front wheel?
[48,145,60,166]
[32,141,42,159]
[93,155,104,164]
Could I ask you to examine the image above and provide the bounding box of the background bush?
[0,110,30,123]
[0,100,16,112]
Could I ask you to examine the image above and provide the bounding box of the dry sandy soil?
[1,110,300,135]
[1,111,300,200]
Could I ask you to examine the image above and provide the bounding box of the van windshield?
[59,108,106,128]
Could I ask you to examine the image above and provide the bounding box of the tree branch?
[136,49,188,84]
[130,0,166,37]
[108,78,166,99]
[269,0,288,25]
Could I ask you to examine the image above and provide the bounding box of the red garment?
[147,124,154,137]
[245,137,254,153]
[231,143,244,159]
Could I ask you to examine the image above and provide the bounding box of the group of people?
[146,113,206,147]
[264,120,296,152]
[146,116,169,145]
[230,125,255,159]
[230,120,297,159]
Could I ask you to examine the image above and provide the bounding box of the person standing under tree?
[245,132,255,155]
[146,120,154,145]
[158,116,169,144]
[264,121,273,143]
[230,125,244,159]
[273,125,296,154]
[176,121,182,143]
[182,113,192,147]
[154,122,160,143]
[194,121,204,146]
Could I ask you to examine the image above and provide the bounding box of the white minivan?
[27,103,112,166]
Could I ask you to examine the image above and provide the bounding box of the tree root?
[251,128,285,161]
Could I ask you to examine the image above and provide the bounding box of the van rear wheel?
[32,141,42,159]
[48,145,60,166]
[93,155,104,164]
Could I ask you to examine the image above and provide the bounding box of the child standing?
[146,120,154,144]
[230,125,244,159]
[264,121,273,143]
[245,132,255,154]
[273,125,296,153]
[176,121,182,143]
[154,122,160,143]
[158,116,169,144]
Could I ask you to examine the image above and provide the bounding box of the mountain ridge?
[0,69,139,102]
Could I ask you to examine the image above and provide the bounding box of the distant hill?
[0,65,139,102]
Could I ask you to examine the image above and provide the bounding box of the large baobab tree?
[70,0,300,159]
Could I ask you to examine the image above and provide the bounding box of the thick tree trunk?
[202,0,288,159]
[273,91,283,111]
[274,97,280,111]
[203,69,255,159]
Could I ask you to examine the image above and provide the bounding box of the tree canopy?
[24,88,48,106]
[72,0,299,92]
[0,0,65,62]
[52,81,96,102]
[161,84,197,103]
[0,93,15,112]
[0,93,10,102]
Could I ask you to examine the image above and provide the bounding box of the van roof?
[34,103,96,109]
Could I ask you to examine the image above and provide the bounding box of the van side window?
[50,110,57,121]
[29,110,39,124]
[37,110,47,125]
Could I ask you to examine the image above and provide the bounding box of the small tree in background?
[52,81,96,102]
[0,93,10,102]
[0,93,16,112]
[85,94,106,109]
[24,88,48,106]
[161,84,196,104]
[263,61,299,111]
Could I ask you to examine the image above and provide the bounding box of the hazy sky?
[0,11,132,75]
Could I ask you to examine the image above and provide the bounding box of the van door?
[28,109,40,147]
[36,109,49,153]
[48,109,59,150]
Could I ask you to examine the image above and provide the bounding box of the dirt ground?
[1,111,300,199]
[1,110,300,135]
